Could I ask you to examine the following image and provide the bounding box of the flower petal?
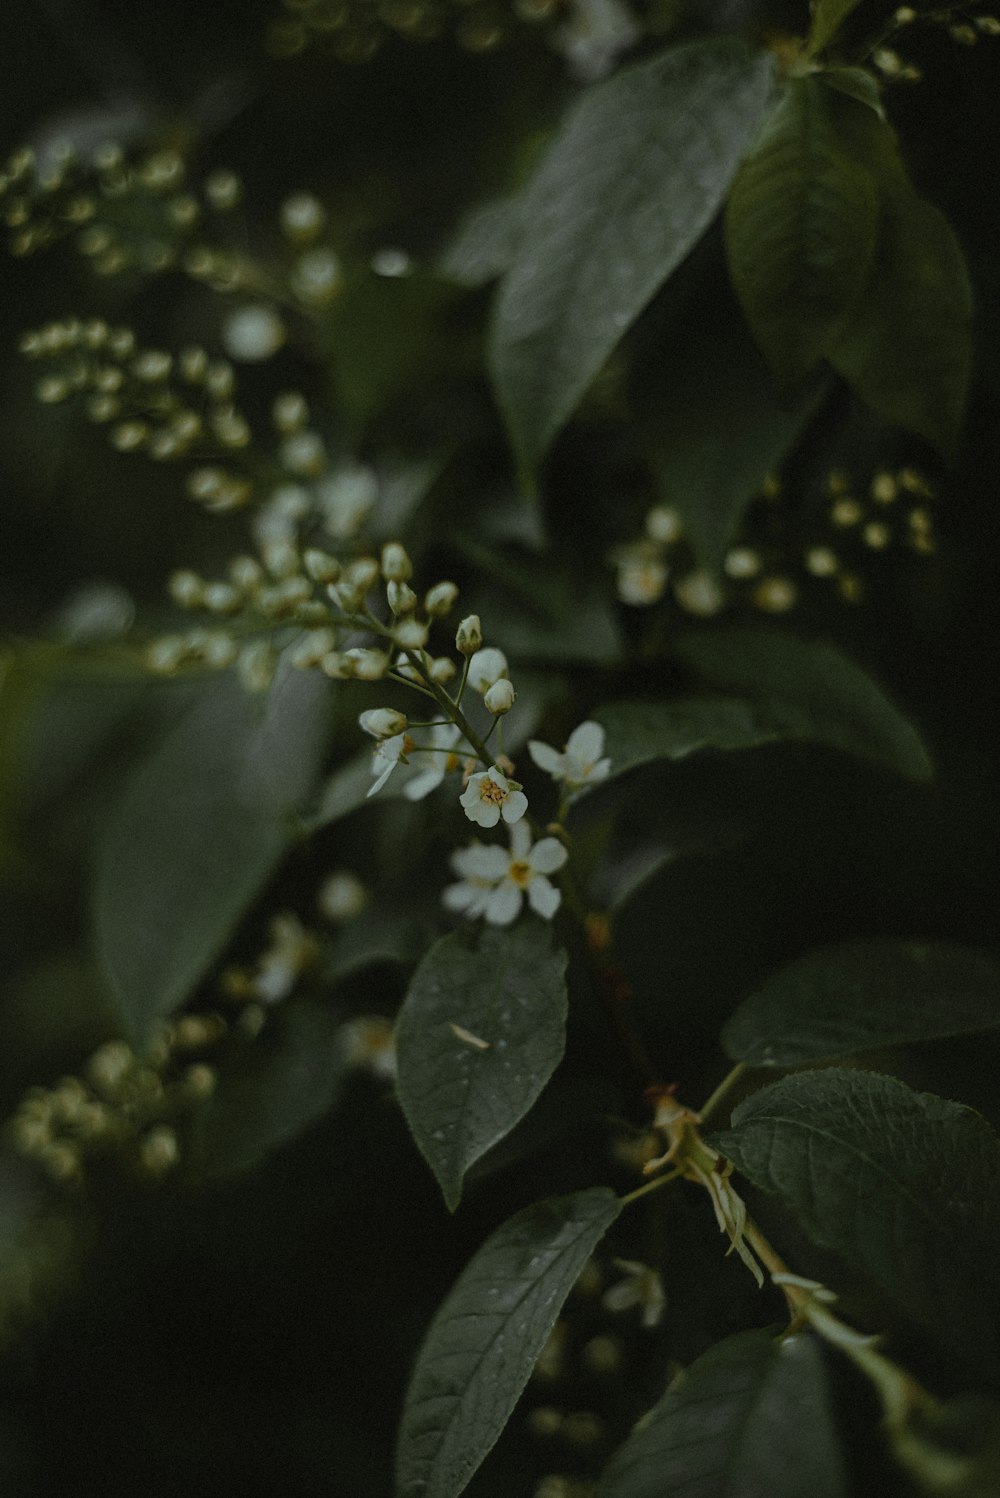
[442,881,480,913]
[587,757,612,783]
[527,877,561,920]
[367,760,397,796]
[403,766,444,801]
[527,837,568,875]
[528,740,564,775]
[566,720,604,764]
[500,789,528,824]
[508,820,532,860]
[463,844,510,880]
[468,800,500,828]
[484,881,522,926]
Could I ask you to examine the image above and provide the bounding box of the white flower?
[403,721,464,801]
[467,647,508,694]
[368,732,413,796]
[459,765,528,828]
[602,1259,666,1329]
[528,721,611,790]
[443,821,567,926]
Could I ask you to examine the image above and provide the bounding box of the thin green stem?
[698,1063,747,1127]
[403,647,493,764]
[620,1167,683,1207]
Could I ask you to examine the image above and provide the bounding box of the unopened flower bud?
[303,548,340,583]
[346,556,380,593]
[645,505,683,545]
[169,570,203,608]
[455,615,483,655]
[359,708,408,739]
[424,581,458,616]
[381,541,412,582]
[317,870,368,922]
[140,1126,180,1176]
[394,618,428,649]
[343,648,389,681]
[484,678,516,715]
[428,656,457,684]
[387,580,417,614]
[468,647,508,694]
[184,1063,217,1100]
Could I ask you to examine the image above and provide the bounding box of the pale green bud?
[380,541,412,582]
[359,708,408,739]
[303,548,340,583]
[424,581,458,617]
[387,580,417,615]
[455,614,482,655]
[394,618,428,649]
[484,678,516,715]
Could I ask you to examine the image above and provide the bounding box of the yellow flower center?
[479,777,506,804]
[509,860,532,887]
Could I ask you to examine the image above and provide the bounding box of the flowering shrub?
[1,1,1000,1494]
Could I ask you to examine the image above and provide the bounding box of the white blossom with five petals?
[528,721,611,790]
[443,821,568,926]
[459,765,528,828]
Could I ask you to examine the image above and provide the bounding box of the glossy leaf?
[714,1070,1000,1375]
[490,38,774,471]
[395,920,568,1210]
[396,1187,621,1498]
[187,1000,346,1182]
[675,626,933,781]
[726,76,879,382]
[828,174,973,455]
[438,193,524,288]
[807,0,864,55]
[93,667,330,1043]
[590,695,830,788]
[597,1328,847,1498]
[723,940,1000,1066]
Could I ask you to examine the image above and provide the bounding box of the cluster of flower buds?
[21,319,252,471]
[7,1024,223,1190]
[0,142,246,274]
[269,0,561,63]
[611,466,939,618]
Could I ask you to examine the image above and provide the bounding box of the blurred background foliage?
[0,1,999,1494]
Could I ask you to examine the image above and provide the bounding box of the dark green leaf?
[725,76,879,382]
[395,920,568,1209]
[186,999,346,1182]
[396,1187,621,1498]
[723,940,1000,1066]
[490,38,774,471]
[635,267,828,573]
[822,66,885,117]
[714,1070,1000,1375]
[93,667,330,1044]
[438,193,524,288]
[597,1329,847,1498]
[807,0,864,55]
[675,626,933,781]
[828,174,973,456]
[591,696,820,788]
